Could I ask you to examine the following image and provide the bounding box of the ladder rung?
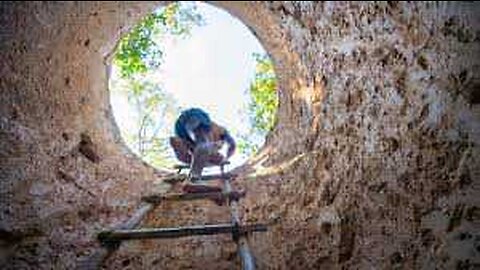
[191,173,236,181]
[142,191,245,204]
[163,173,236,183]
[173,161,230,170]
[98,223,267,241]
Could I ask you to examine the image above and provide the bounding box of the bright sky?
[110,2,268,169]
[160,2,264,133]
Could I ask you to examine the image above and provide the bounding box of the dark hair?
[174,108,212,143]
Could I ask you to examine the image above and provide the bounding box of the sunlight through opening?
[109,1,278,171]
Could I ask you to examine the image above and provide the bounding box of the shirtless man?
[169,108,237,200]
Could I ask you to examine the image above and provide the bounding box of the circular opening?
[108,2,278,170]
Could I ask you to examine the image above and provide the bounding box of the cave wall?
[0,2,168,269]
[0,1,479,269]
[243,2,480,269]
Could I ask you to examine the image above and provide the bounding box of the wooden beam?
[220,166,257,270]
[98,223,267,241]
[141,191,245,204]
[191,173,236,181]
[173,161,230,170]
[162,173,236,183]
[77,202,155,270]
[116,203,154,230]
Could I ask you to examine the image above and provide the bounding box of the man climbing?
[169,108,239,203]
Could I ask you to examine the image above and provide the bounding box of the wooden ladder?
[79,162,267,270]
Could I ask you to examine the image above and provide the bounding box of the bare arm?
[222,131,236,159]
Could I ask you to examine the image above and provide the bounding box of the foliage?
[114,2,203,78]
[236,133,260,157]
[238,53,278,156]
[248,53,278,134]
[111,2,279,166]
[115,78,180,168]
[111,2,203,167]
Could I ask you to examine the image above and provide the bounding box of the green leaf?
[237,53,278,157]
[113,2,203,78]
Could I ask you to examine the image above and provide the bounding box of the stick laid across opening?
[98,223,267,241]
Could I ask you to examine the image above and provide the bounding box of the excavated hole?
[105,1,281,172]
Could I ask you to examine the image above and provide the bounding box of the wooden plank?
[141,191,245,204]
[98,223,267,241]
[173,161,230,170]
[191,173,236,181]
[162,173,236,183]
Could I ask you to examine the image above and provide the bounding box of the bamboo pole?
[173,161,230,170]
[142,191,245,204]
[163,172,236,183]
[76,202,155,270]
[98,223,267,241]
[221,165,258,270]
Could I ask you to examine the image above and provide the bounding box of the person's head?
[175,108,212,145]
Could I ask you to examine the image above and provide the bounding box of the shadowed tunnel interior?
[1,2,479,269]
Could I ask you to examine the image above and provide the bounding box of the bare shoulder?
[211,121,227,133]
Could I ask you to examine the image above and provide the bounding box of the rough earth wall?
[0,1,479,269]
